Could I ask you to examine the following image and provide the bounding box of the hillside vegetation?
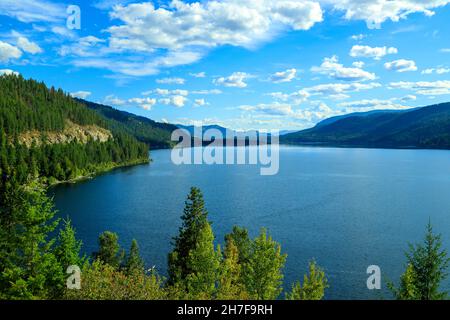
[0,74,149,186]
[79,99,177,149]
[282,103,450,149]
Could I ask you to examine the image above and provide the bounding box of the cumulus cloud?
[108,0,323,51]
[214,72,251,88]
[321,0,450,29]
[128,97,157,110]
[70,91,92,99]
[156,77,186,85]
[159,95,188,108]
[389,81,450,95]
[0,41,22,62]
[311,55,376,81]
[16,36,43,54]
[269,68,297,83]
[384,59,418,72]
[350,45,397,60]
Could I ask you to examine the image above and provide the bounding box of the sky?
[1,0,450,131]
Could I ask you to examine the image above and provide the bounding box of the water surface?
[50,146,450,299]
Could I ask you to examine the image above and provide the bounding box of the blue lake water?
[50,146,450,299]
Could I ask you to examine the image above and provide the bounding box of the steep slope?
[79,99,177,149]
[0,74,149,185]
[281,102,450,149]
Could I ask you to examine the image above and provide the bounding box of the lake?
[50,146,450,299]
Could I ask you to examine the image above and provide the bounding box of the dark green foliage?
[0,74,149,187]
[78,99,177,149]
[93,231,124,268]
[390,222,449,300]
[125,239,145,274]
[0,181,64,299]
[282,102,450,149]
[168,187,210,285]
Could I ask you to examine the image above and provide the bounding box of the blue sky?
[1,0,450,131]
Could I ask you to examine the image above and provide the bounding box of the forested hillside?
[0,74,149,186]
[79,99,177,149]
[282,103,450,149]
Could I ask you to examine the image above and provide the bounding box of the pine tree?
[390,222,449,300]
[0,182,63,299]
[286,260,328,300]
[54,219,84,270]
[243,228,287,300]
[168,187,210,285]
[184,223,220,299]
[125,239,145,274]
[94,231,124,268]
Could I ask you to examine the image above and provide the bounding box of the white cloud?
[352,61,365,68]
[191,89,223,95]
[104,94,126,106]
[441,48,450,53]
[269,68,297,83]
[384,59,417,72]
[128,97,157,110]
[349,45,397,60]
[337,99,409,111]
[85,0,322,76]
[401,95,417,102]
[321,0,450,29]
[389,81,450,95]
[0,41,22,62]
[0,69,20,76]
[108,1,323,51]
[0,0,65,23]
[70,91,92,99]
[306,82,381,95]
[159,95,187,108]
[156,77,186,85]
[214,72,250,88]
[190,72,206,78]
[194,99,208,107]
[421,67,450,75]
[311,55,376,81]
[350,34,366,41]
[17,36,43,54]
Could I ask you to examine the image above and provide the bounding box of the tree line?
[0,74,149,186]
[0,182,448,300]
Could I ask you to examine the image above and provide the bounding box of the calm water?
[50,146,450,299]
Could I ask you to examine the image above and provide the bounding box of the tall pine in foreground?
[390,222,449,300]
[0,181,64,299]
[168,187,210,285]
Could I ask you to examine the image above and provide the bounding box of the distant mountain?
[281,102,450,149]
[78,99,178,149]
[176,124,261,138]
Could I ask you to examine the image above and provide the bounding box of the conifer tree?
[94,231,124,268]
[390,222,449,300]
[286,260,328,300]
[125,239,145,274]
[168,187,210,285]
